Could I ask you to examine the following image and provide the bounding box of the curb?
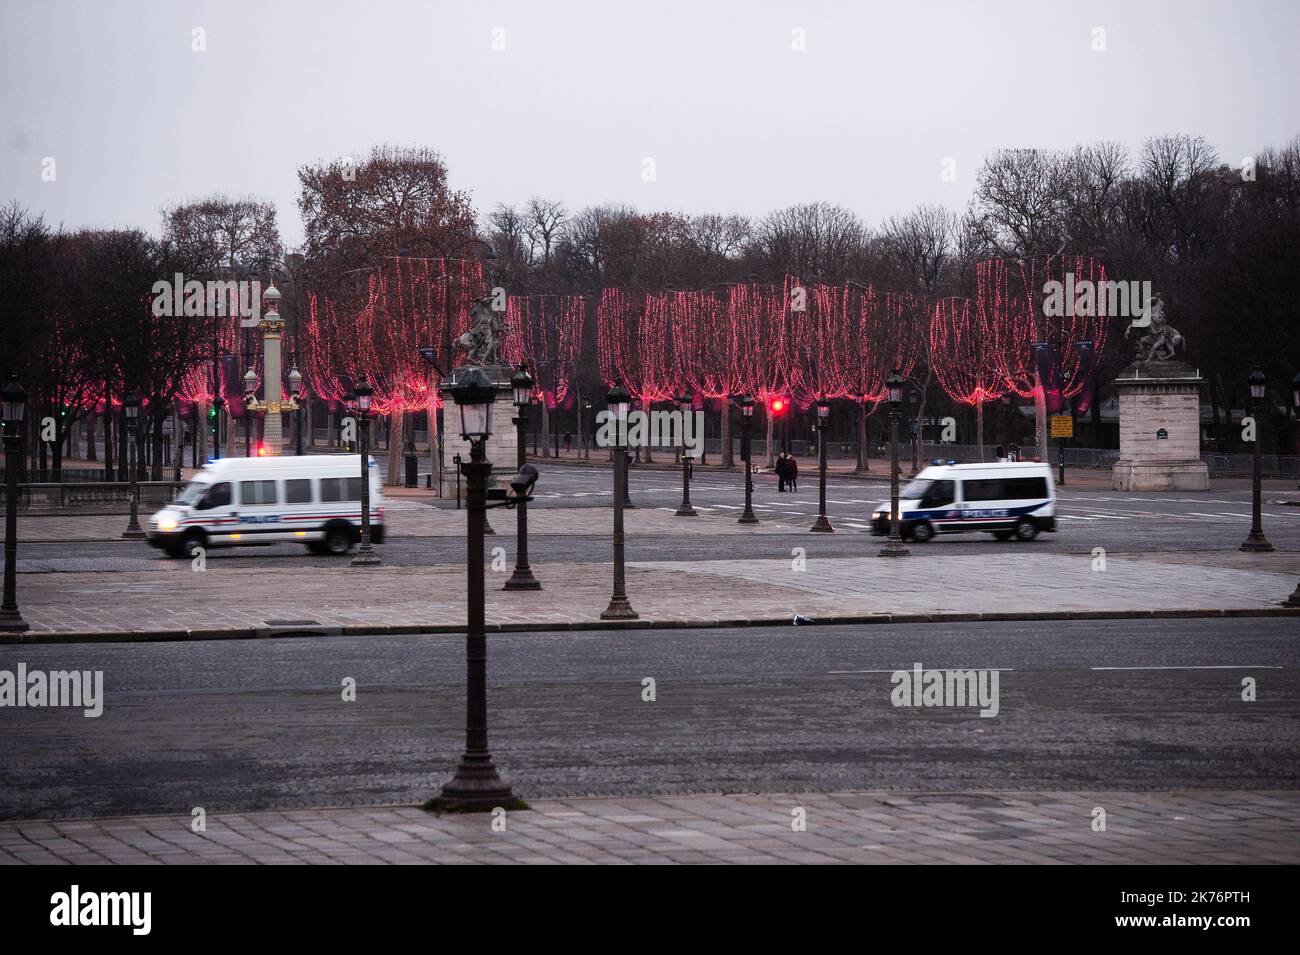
[3,605,1297,646]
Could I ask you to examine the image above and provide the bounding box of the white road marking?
[1091,665,1283,671]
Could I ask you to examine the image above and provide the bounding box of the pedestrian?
[995,443,1006,462]
[563,432,572,453]
[776,451,788,492]
[1008,442,1019,463]
[788,455,799,492]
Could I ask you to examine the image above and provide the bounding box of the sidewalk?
[3,790,1296,864]
[5,550,1298,643]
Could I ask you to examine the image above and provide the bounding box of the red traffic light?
[769,397,787,416]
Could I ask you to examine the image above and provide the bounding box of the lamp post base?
[675,504,698,517]
[120,527,146,540]
[879,537,910,557]
[1239,533,1274,553]
[738,512,759,525]
[434,755,517,813]
[810,515,834,533]
[351,544,382,566]
[1286,580,1300,608]
[484,516,496,535]
[503,568,542,591]
[600,595,638,620]
[0,607,29,632]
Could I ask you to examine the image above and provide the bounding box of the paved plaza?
[3,790,1296,865]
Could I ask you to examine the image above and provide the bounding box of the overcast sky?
[3,0,1297,247]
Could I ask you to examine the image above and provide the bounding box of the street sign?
[1156,428,1168,440]
[1050,415,1073,438]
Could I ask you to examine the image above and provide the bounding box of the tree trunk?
[1034,374,1049,464]
[541,402,550,457]
[721,402,732,468]
[87,411,97,463]
[765,413,774,468]
[385,410,402,485]
[976,401,985,462]
[856,403,867,471]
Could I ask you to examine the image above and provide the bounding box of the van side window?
[964,479,1004,502]
[920,479,954,508]
[1003,477,1048,499]
[346,477,363,501]
[319,478,343,503]
[239,480,278,506]
[285,479,312,504]
[197,482,231,510]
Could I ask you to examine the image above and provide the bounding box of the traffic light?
[768,396,787,417]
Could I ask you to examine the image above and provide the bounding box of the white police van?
[870,461,1056,542]
[146,455,384,557]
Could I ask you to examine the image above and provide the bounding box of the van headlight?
[157,515,178,532]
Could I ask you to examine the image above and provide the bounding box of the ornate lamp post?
[212,395,226,460]
[351,378,381,566]
[240,284,300,456]
[436,367,517,811]
[242,368,257,456]
[288,367,304,455]
[121,389,145,540]
[855,392,869,473]
[811,397,834,533]
[1,376,29,632]
[738,396,759,524]
[601,381,638,620]
[1240,367,1273,553]
[1293,372,1300,492]
[504,365,541,591]
[675,392,697,517]
[880,371,910,557]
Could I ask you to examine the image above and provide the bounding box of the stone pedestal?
[438,365,521,498]
[1112,361,1209,491]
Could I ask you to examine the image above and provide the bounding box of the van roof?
[198,454,372,474]
[918,461,1052,474]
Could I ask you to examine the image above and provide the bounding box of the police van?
[146,455,384,557]
[870,461,1056,542]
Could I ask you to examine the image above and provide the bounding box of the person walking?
[788,455,799,492]
[776,451,789,492]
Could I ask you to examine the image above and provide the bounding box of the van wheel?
[322,523,355,555]
[991,530,1013,541]
[1014,518,1038,541]
[910,521,935,543]
[174,530,205,558]
[306,541,328,556]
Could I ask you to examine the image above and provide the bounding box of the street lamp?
[242,368,257,457]
[601,381,638,619]
[581,401,592,459]
[436,366,518,812]
[1240,367,1273,552]
[1,376,29,632]
[854,392,869,473]
[811,398,834,533]
[1292,372,1300,492]
[880,371,910,557]
[504,365,541,591]
[212,395,226,460]
[738,396,759,525]
[121,389,145,540]
[675,392,698,517]
[351,378,381,566]
[288,367,303,456]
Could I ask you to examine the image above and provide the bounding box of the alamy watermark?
[890,662,1000,717]
[595,409,703,458]
[1042,272,1151,319]
[0,664,103,717]
[150,273,264,326]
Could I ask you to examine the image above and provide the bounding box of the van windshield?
[900,478,933,499]
[175,481,208,506]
